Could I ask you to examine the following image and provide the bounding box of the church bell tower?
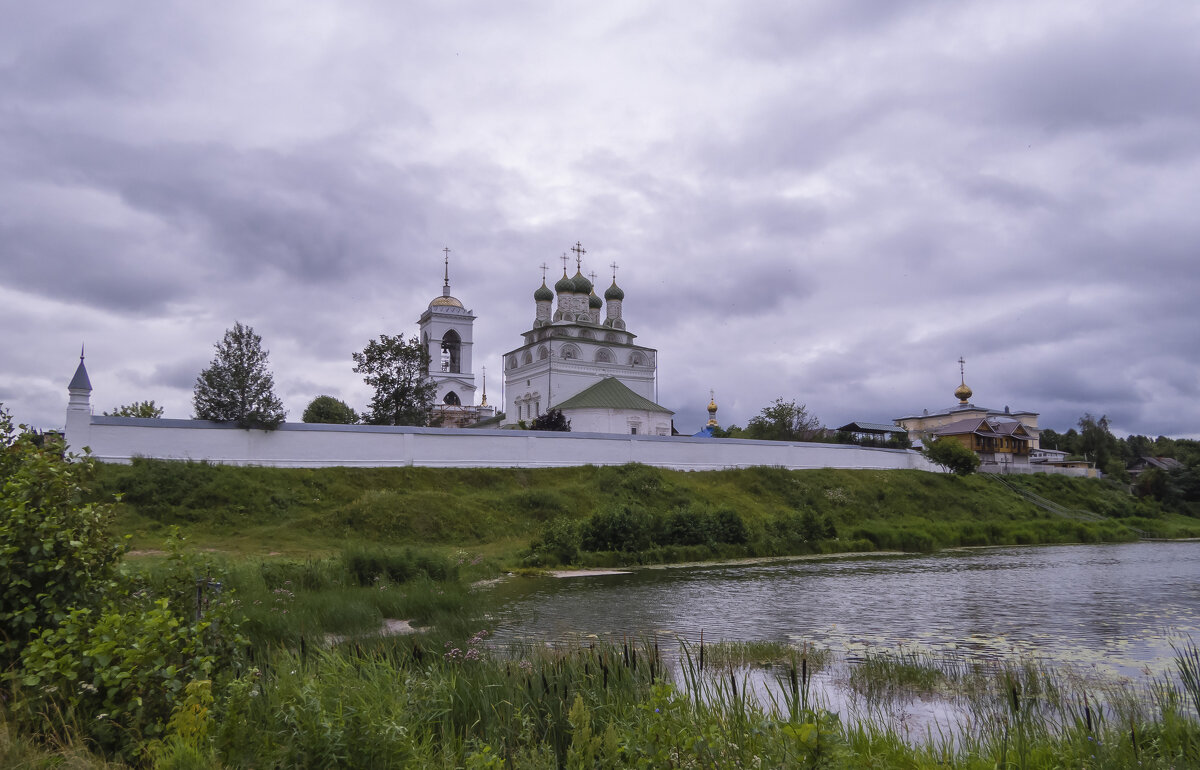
[417,248,477,408]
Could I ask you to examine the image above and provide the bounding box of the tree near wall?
[530,408,571,432]
[922,437,981,476]
[744,398,823,441]
[193,322,287,429]
[103,400,164,418]
[352,334,436,426]
[302,395,358,424]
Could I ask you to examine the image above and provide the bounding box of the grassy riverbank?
[7,595,1200,768]
[94,460,1200,565]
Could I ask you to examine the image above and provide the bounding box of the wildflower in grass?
[519,659,532,672]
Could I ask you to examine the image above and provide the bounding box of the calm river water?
[486,541,1200,677]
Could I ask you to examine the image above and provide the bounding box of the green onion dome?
[572,271,592,295]
[555,271,576,293]
[604,280,624,301]
[534,281,554,302]
[589,290,603,309]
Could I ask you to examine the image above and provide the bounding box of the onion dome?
[589,290,602,309]
[554,271,576,293]
[572,270,593,295]
[604,280,624,301]
[534,281,554,302]
[954,382,973,403]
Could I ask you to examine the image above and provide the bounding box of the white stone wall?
[67,416,942,472]
[563,407,671,436]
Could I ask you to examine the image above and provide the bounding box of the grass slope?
[93,460,1200,562]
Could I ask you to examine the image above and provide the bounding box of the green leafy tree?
[710,424,744,438]
[531,408,571,432]
[193,322,286,429]
[352,334,436,426]
[302,394,358,424]
[1078,413,1127,481]
[923,437,981,476]
[745,398,823,442]
[104,400,164,418]
[0,403,124,669]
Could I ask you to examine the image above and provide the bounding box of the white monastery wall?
[69,416,941,472]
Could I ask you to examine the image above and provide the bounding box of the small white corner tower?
[65,346,92,454]
[418,248,477,408]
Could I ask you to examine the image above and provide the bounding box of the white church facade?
[503,246,673,436]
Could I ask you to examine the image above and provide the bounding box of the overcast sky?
[3,1,1198,438]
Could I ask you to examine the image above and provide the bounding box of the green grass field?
[94,460,1200,565]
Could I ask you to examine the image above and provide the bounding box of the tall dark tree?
[1078,413,1126,480]
[745,398,823,441]
[302,395,358,424]
[352,334,436,426]
[193,322,286,429]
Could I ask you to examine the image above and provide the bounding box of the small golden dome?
[707,399,718,414]
[954,382,973,403]
[430,295,464,308]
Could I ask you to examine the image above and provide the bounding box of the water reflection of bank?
[486,542,1200,678]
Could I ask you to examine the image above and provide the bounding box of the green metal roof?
[552,377,673,414]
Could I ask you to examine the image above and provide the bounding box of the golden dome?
[954,382,973,403]
[430,295,464,308]
[707,398,718,414]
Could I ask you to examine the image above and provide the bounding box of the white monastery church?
[503,244,673,435]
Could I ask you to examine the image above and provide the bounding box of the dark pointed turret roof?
[69,352,91,391]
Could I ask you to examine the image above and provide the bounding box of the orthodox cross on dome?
[560,253,570,274]
[481,366,488,407]
[571,241,586,270]
[954,356,973,404]
[610,261,619,281]
[539,263,548,281]
[589,270,597,285]
[442,246,451,288]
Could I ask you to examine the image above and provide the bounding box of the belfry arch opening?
[443,391,461,406]
[441,330,462,373]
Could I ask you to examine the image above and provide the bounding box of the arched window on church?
[443,391,461,406]
[595,348,613,363]
[441,330,462,373]
[562,344,580,360]
[537,345,549,360]
[522,351,533,365]
[630,352,646,367]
